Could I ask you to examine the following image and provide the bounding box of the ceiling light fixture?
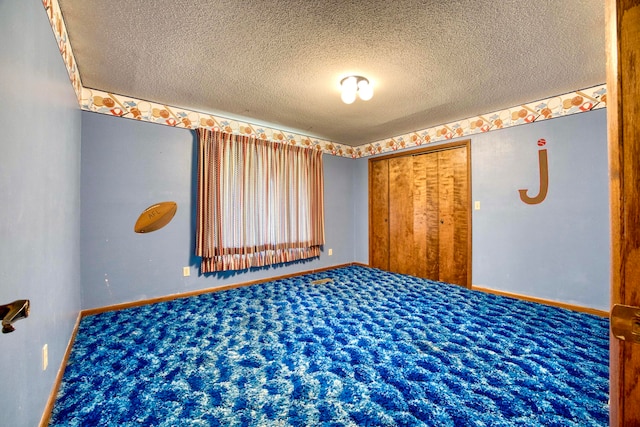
[340,76,373,104]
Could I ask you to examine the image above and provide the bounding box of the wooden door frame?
[606,1,640,425]
[368,140,472,288]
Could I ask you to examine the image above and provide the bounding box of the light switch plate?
[42,344,48,371]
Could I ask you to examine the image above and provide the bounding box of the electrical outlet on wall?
[183,267,190,277]
[328,248,333,256]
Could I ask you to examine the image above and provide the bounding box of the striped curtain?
[195,129,325,273]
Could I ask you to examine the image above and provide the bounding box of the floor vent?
[310,278,333,285]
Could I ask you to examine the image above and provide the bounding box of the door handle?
[611,304,640,344]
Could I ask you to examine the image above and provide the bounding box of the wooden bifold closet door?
[369,142,470,287]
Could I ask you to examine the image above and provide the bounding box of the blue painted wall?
[471,109,609,311]
[353,109,609,311]
[80,112,356,309]
[0,2,82,426]
[352,157,370,264]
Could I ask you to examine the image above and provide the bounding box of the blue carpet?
[49,266,609,426]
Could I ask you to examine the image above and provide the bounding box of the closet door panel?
[369,160,389,271]
[437,149,455,283]
[389,156,415,276]
[451,146,469,287]
[437,147,468,286]
[412,156,428,278]
[413,154,439,280]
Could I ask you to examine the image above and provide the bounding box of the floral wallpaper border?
[362,85,606,157]
[43,0,607,159]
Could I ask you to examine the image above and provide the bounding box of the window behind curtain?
[195,129,325,273]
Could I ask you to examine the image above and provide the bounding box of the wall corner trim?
[472,285,609,317]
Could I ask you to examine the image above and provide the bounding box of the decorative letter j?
[519,149,548,205]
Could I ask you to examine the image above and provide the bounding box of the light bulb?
[341,76,357,92]
[358,79,373,101]
[340,76,358,104]
[341,89,357,104]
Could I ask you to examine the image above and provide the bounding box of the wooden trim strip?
[465,142,473,289]
[472,285,609,318]
[39,312,83,427]
[351,262,370,268]
[369,140,471,162]
[81,263,354,317]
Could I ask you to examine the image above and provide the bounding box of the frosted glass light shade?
[340,76,358,104]
[341,76,357,92]
[358,79,373,101]
[340,75,373,104]
[341,89,357,104]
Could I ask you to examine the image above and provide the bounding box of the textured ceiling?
[57,0,605,147]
